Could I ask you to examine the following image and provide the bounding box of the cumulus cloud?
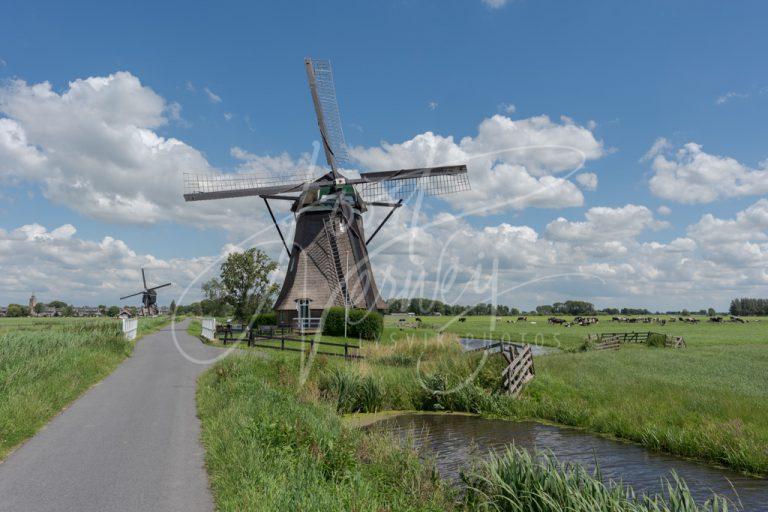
[482,0,509,7]
[0,223,235,305]
[575,172,598,190]
[657,205,672,216]
[0,72,280,237]
[351,114,605,214]
[646,140,768,203]
[365,200,768,310]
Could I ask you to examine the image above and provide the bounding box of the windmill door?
[297,299,311,329]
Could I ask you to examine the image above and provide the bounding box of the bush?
[322,307,383,340]
[251,312,277,327]
[647,333,667,348]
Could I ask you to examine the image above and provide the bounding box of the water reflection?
[373,413,766,511]
[458,338,559,355]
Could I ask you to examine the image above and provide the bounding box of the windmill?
[120,268,172,317]
[183,58,470,329]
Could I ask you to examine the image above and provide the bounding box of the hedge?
[322,307,384,340]
[251,312,277,327]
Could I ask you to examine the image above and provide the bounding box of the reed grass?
[463,446,735,511]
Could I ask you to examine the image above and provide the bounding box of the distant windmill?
[182,58,470,329]
[120,268,172,317]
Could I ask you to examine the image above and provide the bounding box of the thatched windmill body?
[120,268,172,316]
[183,58,469,328]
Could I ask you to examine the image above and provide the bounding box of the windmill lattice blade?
[183,173,317,201]
[120,291,145,300]
[306,58,349,168]
[142,268,147,289]
[148,282,172,291]
[353,165,470,202]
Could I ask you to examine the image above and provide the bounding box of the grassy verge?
[192,314,768,474]
[198,351,736,511]
[196,353,456,511]
[0,316,171,460]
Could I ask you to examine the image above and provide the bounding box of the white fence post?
[202,318,216,340]
[122,318,138,341]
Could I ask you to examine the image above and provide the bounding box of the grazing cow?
[458,317,466,323]
[548,317,566,325]
[709,316,723,323]
[730,316,745,323]
[517,316,527,321]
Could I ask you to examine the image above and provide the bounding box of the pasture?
[190,313,768,472]
[392,314,766,350]
[0,316,170,460]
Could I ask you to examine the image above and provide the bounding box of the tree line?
[729,298,768,316]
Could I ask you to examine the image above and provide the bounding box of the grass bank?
[192,314,768,474]
[0,316,170,460]
[196,353,455,511]
[197,351,735,511]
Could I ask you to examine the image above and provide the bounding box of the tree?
[106,306,120,317]
[707,308,716,317]
[169,300,177,314]
[34,302,45,314]
[220,248,279,321]
[48,300,67,309]
[7,304,24,317]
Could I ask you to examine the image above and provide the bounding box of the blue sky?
[1,0,767,309]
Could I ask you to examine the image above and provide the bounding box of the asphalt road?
[0,319,224,512]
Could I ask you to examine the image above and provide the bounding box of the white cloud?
[428,101,438,111]
[657,205,671,216]
[224,112,234,121]
[0,223,232,305]
[203,87,222,103]
[366,200,768,310]
[715,91,749,105]
[351,114,605,214]
[482,0,509,8]
[646,141,768,203]
[575,172,598,190]
[498,103,516,114]
[0,72,276,236]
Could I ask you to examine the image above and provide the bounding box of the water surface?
[374,413,766,511]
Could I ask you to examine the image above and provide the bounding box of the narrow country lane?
[0,319,224,512]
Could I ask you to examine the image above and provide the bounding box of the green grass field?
[0,316,170,460]
[197,346,737,511]
[401,314,766,350]
[191,314,768,473]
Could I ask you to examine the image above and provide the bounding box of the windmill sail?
[183,172,313,201]
[353,164,470,202]
[305,58,349,171]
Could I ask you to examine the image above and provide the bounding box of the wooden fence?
[218,326,363,359]
[585,331,686,349]
[470,342,535,397]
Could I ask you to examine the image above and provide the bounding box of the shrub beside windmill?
[183,58,470,330]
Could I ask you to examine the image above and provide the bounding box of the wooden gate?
[499,344,535,397]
